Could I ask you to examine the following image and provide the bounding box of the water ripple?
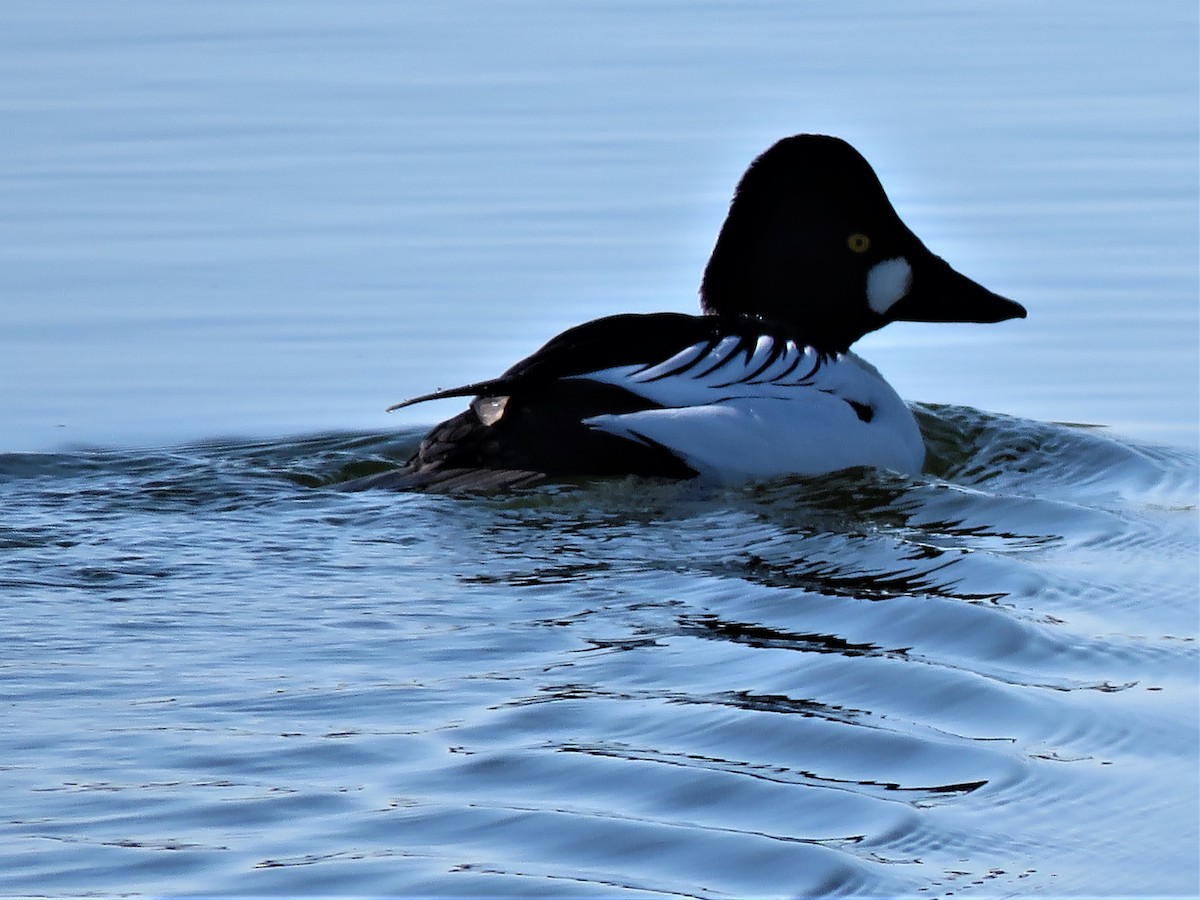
[1,407,1196,897]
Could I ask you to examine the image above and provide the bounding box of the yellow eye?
[847,233,871,253]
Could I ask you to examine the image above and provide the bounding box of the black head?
[699,134,1026,351]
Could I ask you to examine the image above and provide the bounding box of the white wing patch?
[567,336,924,479]
[570,335,826,407]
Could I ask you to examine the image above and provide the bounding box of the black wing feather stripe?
[781,354,824,386]
[743,343,805,386]
[712,336,786,387]
[641,339,722,383]
[693,337,747,379]
[742,337,786,382]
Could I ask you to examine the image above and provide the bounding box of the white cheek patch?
[866,257,913,315]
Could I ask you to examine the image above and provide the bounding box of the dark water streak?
[0,405,1196,897]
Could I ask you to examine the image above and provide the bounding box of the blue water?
[1,2,1197,897]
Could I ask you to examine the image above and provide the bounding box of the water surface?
[2,408,1197,896]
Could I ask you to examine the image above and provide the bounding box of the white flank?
[866,257,913,315]
[569,340,925,480]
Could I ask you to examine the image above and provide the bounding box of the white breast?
[567,336,925,480]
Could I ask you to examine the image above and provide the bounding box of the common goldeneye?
[344,134,1026,492]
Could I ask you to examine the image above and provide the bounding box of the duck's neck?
[699,277,873,356]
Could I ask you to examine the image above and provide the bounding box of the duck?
[342,134,1026,492]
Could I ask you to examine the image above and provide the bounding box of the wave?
[1,405,1196,896]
